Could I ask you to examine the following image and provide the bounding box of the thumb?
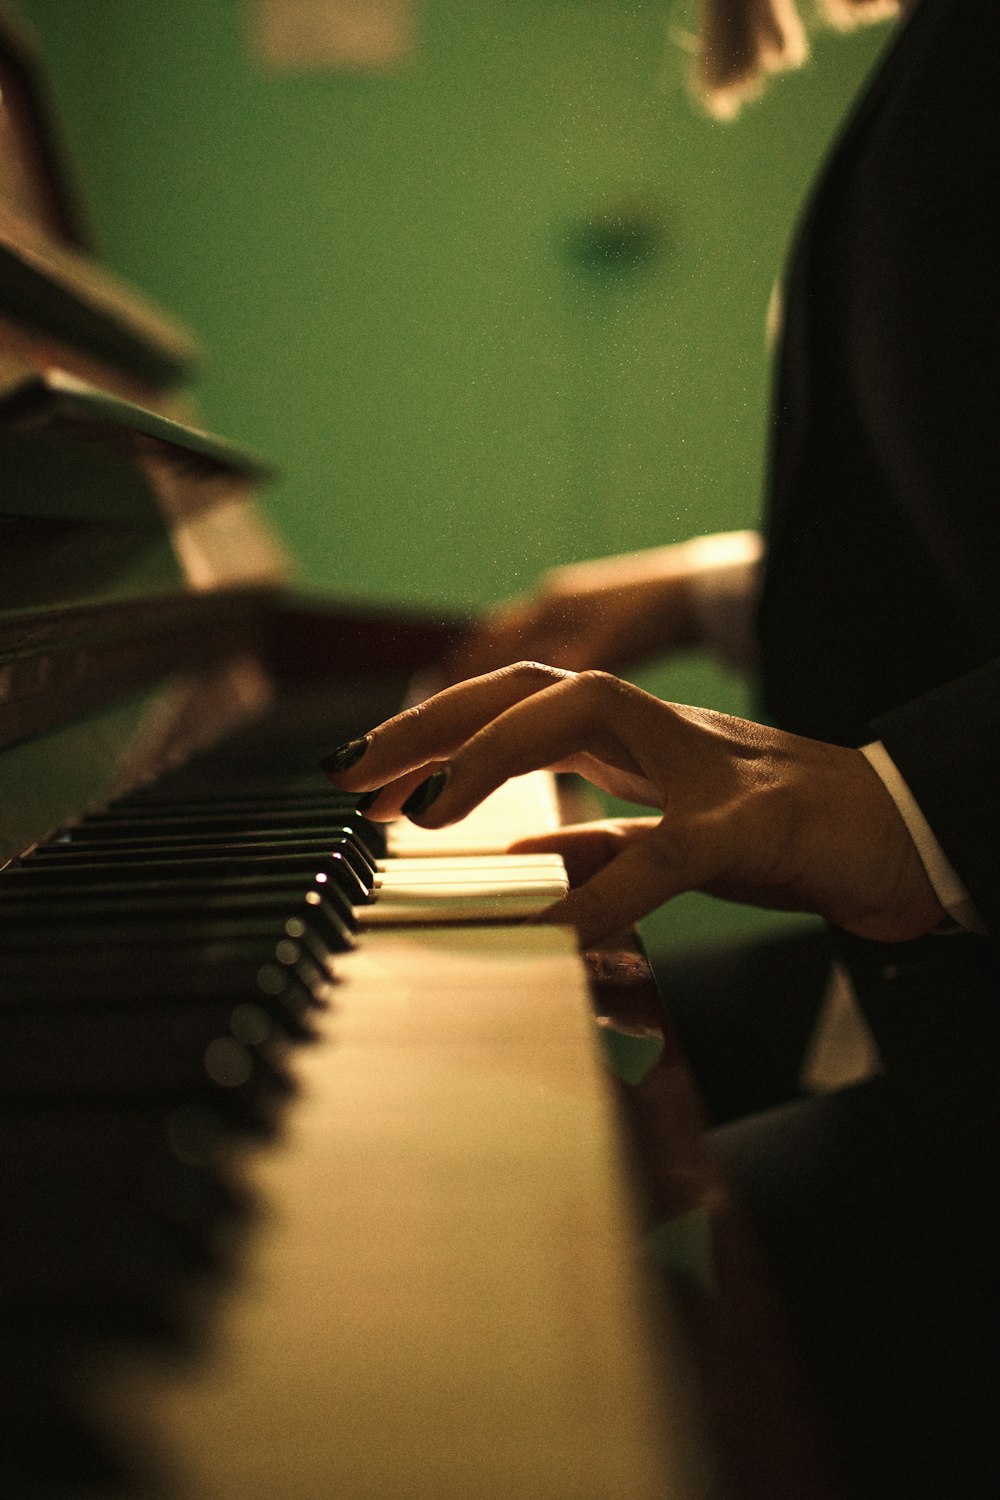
[510,817,659,887]
[538,822,685,947]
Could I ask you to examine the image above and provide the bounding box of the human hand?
[321,663,945,948]
[441,550,699,683]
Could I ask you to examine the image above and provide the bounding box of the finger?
[537,824,691,948]
[406,672,647,827]
[352,762,447,821]
[568,750,661,807]
[510,818,660,886]
[320,662,570,792]
[514,747,657,804]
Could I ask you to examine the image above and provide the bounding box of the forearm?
[539,528,764,668]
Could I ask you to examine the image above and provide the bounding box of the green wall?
[14,0,890,954]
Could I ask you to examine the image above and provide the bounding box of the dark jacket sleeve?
[873,660,1000,937]
[758,0,1000,945]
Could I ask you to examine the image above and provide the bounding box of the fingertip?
[529,892,583,946]
[319,735,369,779]
[542,885,620,951]
[400,767,450,823]
[355,787,393,818]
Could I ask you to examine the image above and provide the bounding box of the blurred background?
[12,0,890,955]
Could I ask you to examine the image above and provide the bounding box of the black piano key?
[0,1103,242,1206]
[0,718,403,1498]
[0,867,361,933]
[66,818,381,869]
[0,1001,291,1119]
[79,807,362,835]
[1,1202,219,1310]
[0,941,323,1027]
[98,801,391,858]
[37,832,378,890]
[0,886,354,954]
[0,1391,132,1498]
[0,927,320,976]
[1,1099,253,1301]
[3,847,372,904]
[0,1100,230,1178]
[0,914,335,975]
[9,1159,241,1264]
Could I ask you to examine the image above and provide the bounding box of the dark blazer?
[756,0,1000,1068]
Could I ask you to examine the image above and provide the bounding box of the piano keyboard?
[0,729,708,1499]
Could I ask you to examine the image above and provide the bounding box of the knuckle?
[392,700,429,736]
[574,668,634,703]
[509,659,567,687]
[575,668,614,691]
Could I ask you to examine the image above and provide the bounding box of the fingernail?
[355,787,382,811]
[319,736,369,774]
[401,768,449,820]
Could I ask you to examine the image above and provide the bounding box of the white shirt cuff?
[860,741,985,934]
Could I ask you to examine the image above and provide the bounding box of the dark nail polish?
[355,787,382,811]
[401,768,449,820]
[319,736,369,774]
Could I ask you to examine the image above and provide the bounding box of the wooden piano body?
[0,15,838,1498]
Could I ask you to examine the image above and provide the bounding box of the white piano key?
[376,858,566,888]
[375,852,566,875]
[358,880,567,927]
[386,770,561,858]
[95,922,709,1499]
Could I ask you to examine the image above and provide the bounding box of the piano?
[1,14,841,1498]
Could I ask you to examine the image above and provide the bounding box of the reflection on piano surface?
[1,13,839,1498]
